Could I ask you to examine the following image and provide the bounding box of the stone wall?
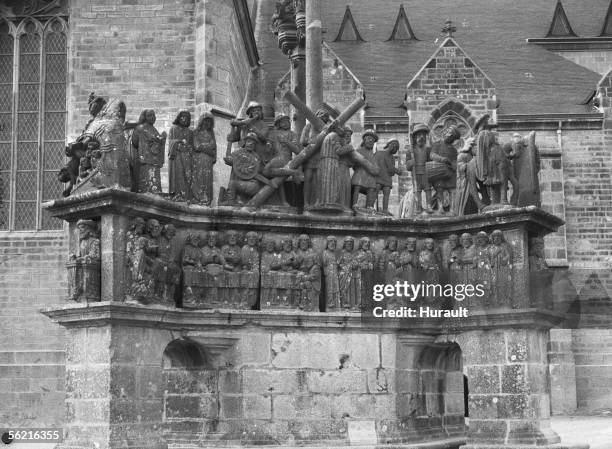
[572,329,612,411]
[0,232,67,427]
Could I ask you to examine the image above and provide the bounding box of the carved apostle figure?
[132,109,167,194]
[473,231,491,305]
[488,230,513,307]
[378,236,399,272]
[192,112,217,205]
[240,231,260,309]
[159,224,180,306]
[398,237,418,283]
[182,233,203,308]
[168,110,195,201]
[297,251,321,311]
[322,236,341,310]
[446,234,462,284]
[351,130,381,211]
[338,236,361,310]
[221,230,243,305]
[375,139,401,215]
[260,238,281,308]
[67,219,101,302]
[419,238,441,286]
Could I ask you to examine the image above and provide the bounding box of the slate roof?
[259,0,606,117]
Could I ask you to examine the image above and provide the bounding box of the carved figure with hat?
[351,129,381,212]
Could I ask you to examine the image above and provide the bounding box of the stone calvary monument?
[41,5,585,449]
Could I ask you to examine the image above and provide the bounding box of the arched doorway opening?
[417,343,466,437]
[162,339,217,444]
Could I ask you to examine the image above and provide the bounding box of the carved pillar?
[100,213,129,301]
[458,329,563,448]
[60,323,172,449]
[290,49,306,136]
[305,0,323,111]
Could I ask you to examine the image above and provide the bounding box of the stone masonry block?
[271,333,379,369]
[468,366,500,394]
[306,370,368,394]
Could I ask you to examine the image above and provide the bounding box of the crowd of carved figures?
[51,218,533,311]
[59,93,541,218]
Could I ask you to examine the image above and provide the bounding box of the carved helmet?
[245,101,263,116]
[410,123,430,137]
[274,114,290,126]
[384,139,399,149]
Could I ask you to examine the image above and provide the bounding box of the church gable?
[333,5,365,42]
[405,37,496,115]
[546,0,577,37]
[387,4,418,41]
[600,0,612,36]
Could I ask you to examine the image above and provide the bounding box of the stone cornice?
[527,37,612,51]
[42,188,564,236]
[41,302,570,333]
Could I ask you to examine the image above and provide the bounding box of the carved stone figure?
[132,109,167,194]
[182,233,203,308]
[159,224,180,306]
[125,217,146,300]
[127,219,162,305]
[453,140,474,216]
[74,98,132,192]
[505,131,541,207]
[67,219,101,302]
[201,231,230,307]
[338,127,355,209]
[240,231,260,309]
[406,124,447,214]
[459,233,476,286]
[313,126,354,213]
[231,101,270,163]
[467,116,518,210]
[378,236,399,272]
[473,231,491,305]
[338,236,361,310]
[419,238,441,286]
[322,236,341,310]
[300,108,332,207]
[168,110,195,201]
[58,93,106,196]
[374,139,401,215]
[488,229,513,307]
[260,238,282,308]
[296,251,321,311]
[351,130,381,211]
[429,126,459,214]
[398,237,418,284]
[264,114,302,206]
[221,230,243,305]
[192,112,217,205]
[528,237,548,271]
[445,234,462,284]
[223,133,264,205]
[295,235,320,311]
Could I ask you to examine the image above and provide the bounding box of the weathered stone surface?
[243,369,302,394]
[366,367,394,393]
[460,331,506,365]
[271,333,380,369]
[467,419,507,444]
[306,369,368,394]
[501,364,528,394]
[273,394,332,419]
[234,333,271,367]
[468,366,500,394]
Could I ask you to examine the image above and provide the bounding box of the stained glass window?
[0,18,67,231]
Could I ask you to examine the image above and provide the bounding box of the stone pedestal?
[41,189,587,449]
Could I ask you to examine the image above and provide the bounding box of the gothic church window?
[0,17,67,231]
